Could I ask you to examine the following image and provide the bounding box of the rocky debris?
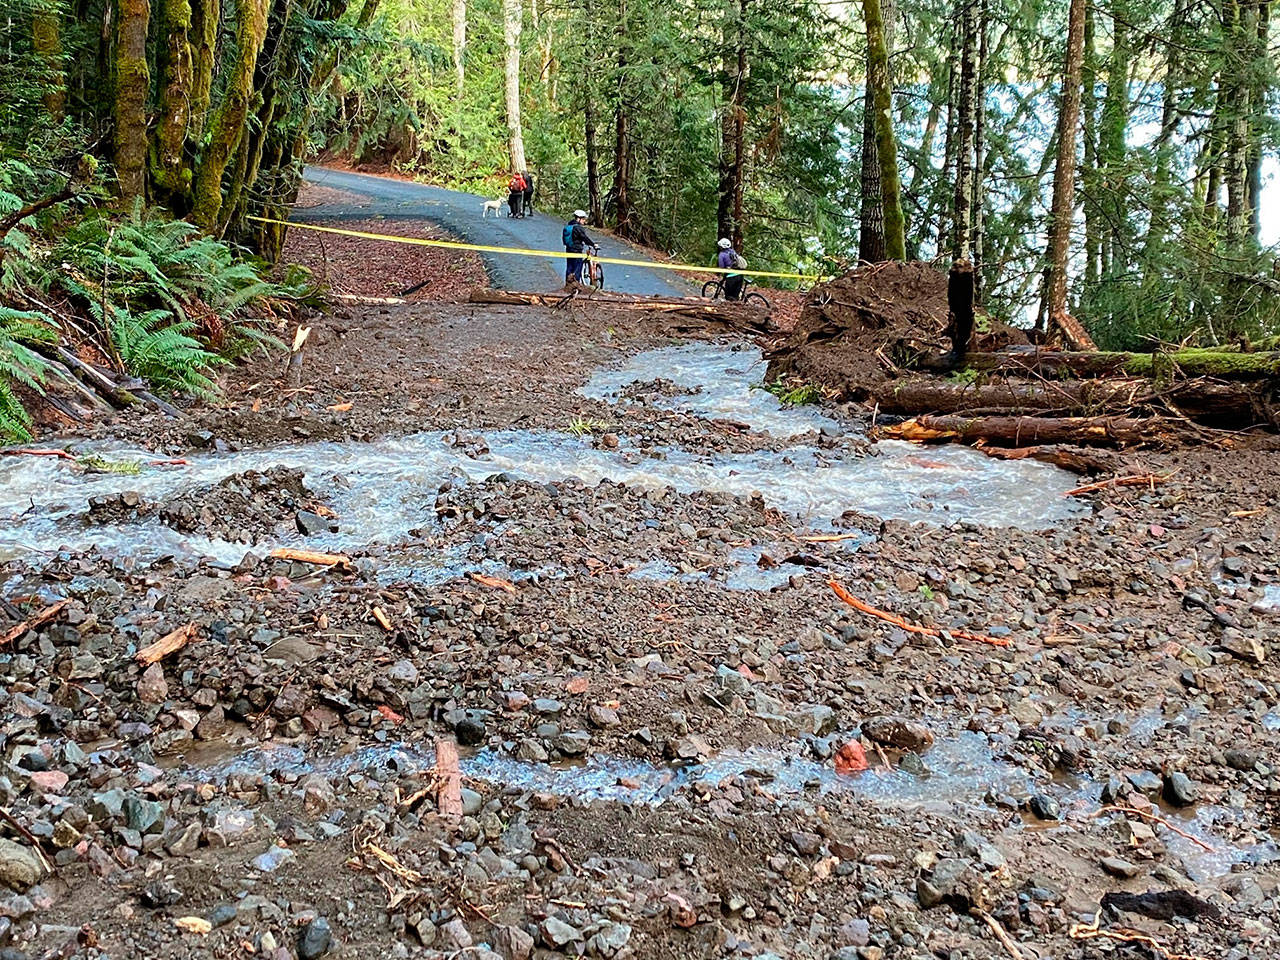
[1101,889,1222,922]
[1162,771,1200,807]
[88,467,326,545]
[298,917,332,958]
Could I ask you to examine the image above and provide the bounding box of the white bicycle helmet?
[717,238,732,249]
[574,209,588,219]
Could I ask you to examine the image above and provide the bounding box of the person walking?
[507,172,526,218]
[521,171,535,217]
[563,210,598,286]
[717,237,746,300]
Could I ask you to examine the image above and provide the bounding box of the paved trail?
[300,167,695,296]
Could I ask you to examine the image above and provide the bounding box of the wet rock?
[1225,749,1260,771]
[456,717,487,746]
[789,831,822,856]
[1102,889,1221,921]
[585,922,631,957]
[667,735,711,761]
[1027,794,1060,821]
[916,858,978,911]
[1162,771,1200,806]
[140,880,182,908]
[299,917,332,959]
[555,731,590,756]
[123,795,166,835]
[862,716,933,752]
[1100,857,1141,879]
[1125,770,1163,796]
[0,840,45,893]
[956,831,1005,871]
[539,916,582,949]
[251,844,295,872]
[195,705,230,740]
[295,511,336,536]
[587,705,619,728]
[136,663,168,703]
[1218,633,1266,664]
[440,917,473,950]
[460,789,483,817]
[533,698,563,715]
[87,789,126,822]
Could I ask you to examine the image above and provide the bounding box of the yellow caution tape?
[247,215,830,283]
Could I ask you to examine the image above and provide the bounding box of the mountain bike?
[701,274,769,308]
[581,249,605,291]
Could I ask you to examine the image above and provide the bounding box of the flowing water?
[0,343,1086,566]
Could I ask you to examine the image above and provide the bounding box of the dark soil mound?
[766,261,1027,400]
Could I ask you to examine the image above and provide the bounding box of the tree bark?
[858,0,893,262]
[1097,0,1129,279]
[152,0,195,208]
[609,0,635,237]
[32,7,65,121]
[971,0,987,301]
[717,0,748,249]
[453,0,467,96]
[877,376,1263,424]
[885,413,1162,448]
[584,87,603,225]
[951,0,977,260]
[113,0,152,203]
[1041,0,1087,330]
[862,0,905,260]
[503,0,527,171]
[190,0,270,232]
[1080,2,1099,286]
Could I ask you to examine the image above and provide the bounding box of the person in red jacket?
[507,173,526,218]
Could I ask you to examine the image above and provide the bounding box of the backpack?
[509,175,525,192]
[733,253,748,270]
[563,223,576,247]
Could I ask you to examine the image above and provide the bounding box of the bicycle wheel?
[744,291,771,308]
[701,279,723,300]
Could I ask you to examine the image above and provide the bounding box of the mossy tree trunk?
[113,0,152,203]
[191,0,270,233]
[32,6,65,121]
[1042,0,1086,322]
[189,0,220,141]
[152,0,195,209]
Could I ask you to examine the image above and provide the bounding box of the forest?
[0,0,1277,437]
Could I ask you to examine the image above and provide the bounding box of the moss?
[113,0,152,201]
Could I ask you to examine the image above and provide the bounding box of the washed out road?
[299,166,695,296]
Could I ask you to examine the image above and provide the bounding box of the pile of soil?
[766,261,1026,399]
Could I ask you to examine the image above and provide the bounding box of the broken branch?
[1,599,71,649]
[267,548,352,570]
[829,580,1010,647]
[135,622,198,666]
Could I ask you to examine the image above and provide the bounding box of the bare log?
[962,348,1280,380]
[876,376,1264,424]
[135,622,198,665]
[880,413,1168,447]
[944,260,976,363]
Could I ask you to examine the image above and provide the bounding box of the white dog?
[481,196,505,218]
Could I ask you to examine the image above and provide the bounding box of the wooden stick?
[467,572,517,594]
[972,910,1029,960]
[372,606,393,631]
[1092,804,1215,852]
[829,580,1010,647]
[135,622,198,665]
[1,599,70,648]
[1065,473,1173,496]
[0,448,77,461]
[267,548,351,569]
[435,738,464,823]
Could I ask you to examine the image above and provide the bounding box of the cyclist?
[716,237,746,301]
[563,210,599,286]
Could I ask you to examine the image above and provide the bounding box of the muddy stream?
[0,343,1086,567]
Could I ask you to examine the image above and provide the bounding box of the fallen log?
[1,599,70,648]
[962,347,1280,381]
[267,547,351,568]
[876,375,1266,424]
[974,443,1120,475]
[880,413,1168,448]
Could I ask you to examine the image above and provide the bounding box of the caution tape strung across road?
[247,215,830,283]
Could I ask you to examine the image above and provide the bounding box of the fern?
[110,309,224,397]
[0,305,55,442]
